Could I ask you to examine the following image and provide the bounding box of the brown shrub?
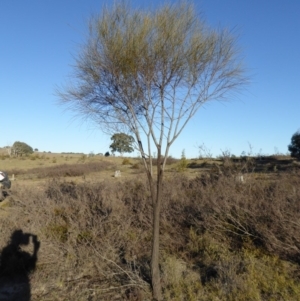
[0,180,152,300]
[173,171,300,263]
[150,156,178,166]
[1,169,300,300]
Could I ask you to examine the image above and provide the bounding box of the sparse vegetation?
[0,152,300,300]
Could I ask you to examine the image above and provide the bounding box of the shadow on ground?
[0,230,40,301]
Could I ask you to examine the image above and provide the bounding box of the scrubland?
[0,152,300,300]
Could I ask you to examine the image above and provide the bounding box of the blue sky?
[1,0,299,158]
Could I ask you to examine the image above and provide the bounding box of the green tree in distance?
[12,141,33,156]
[288,131,300,159]
[58,2,247,299]
[110,133,134,156]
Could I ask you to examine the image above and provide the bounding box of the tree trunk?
[149,153,164,301]
[151,200,162,300]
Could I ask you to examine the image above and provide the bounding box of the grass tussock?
[0,165,300,300]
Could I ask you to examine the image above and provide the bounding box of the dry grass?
[0,154,300,300]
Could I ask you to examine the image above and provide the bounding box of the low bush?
[176,153,189,172]
[150,156,178,166]
[122,158,131,165]
[131,162,141,169]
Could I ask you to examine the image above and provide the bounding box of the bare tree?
[6,146,12,157]
[58,2,247,299]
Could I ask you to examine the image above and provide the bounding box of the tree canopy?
[59,2,246,169]
[110,133,134,155]
[288,131,300,159]
[12,141,33,156]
